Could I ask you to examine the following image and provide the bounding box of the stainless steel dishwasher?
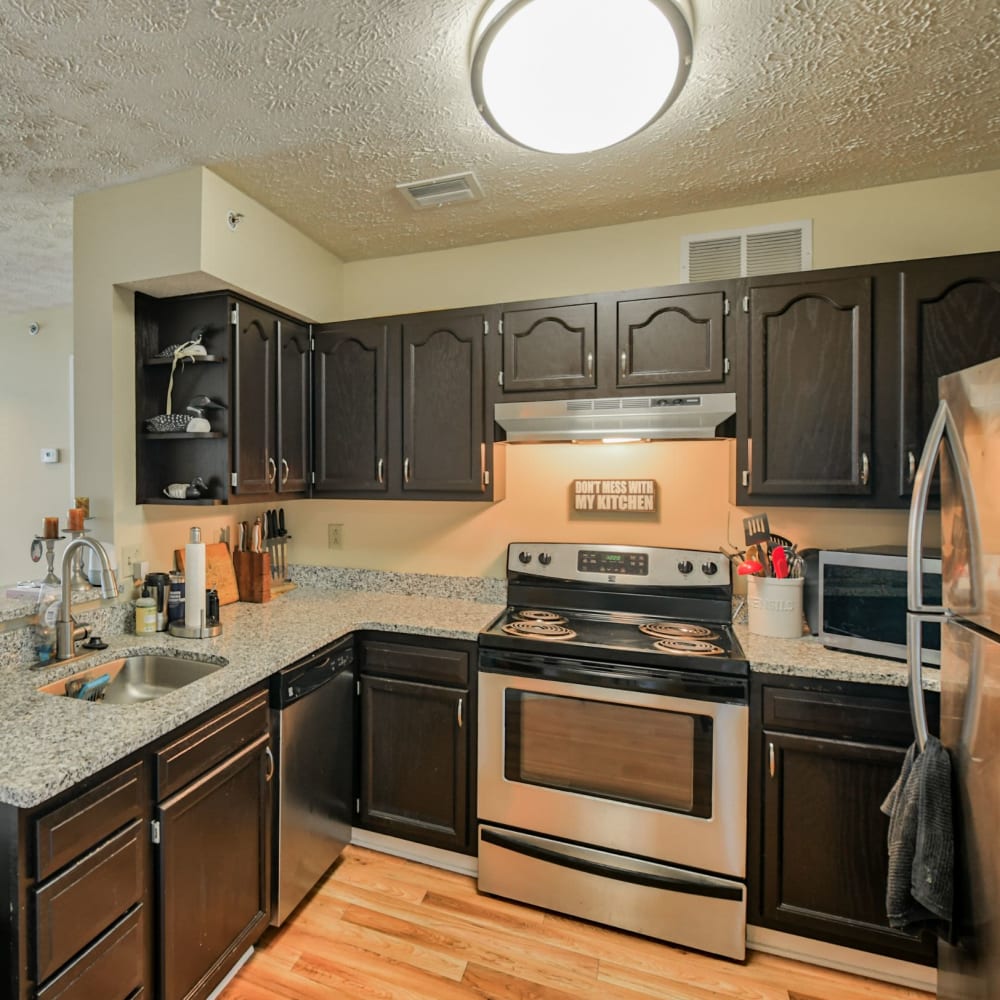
[269,634,355,926]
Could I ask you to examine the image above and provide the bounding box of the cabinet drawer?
[35,820,145,983]
[762,687,918,744]
[37,904,145,1000]
[362,641,469,687]
[35,762,144,881]
[156,689,268,800]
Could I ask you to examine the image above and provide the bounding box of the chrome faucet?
[55,538,120,660]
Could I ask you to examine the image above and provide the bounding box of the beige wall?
[0,306,74,585]
[342,169,1000,318]
[72,167,995,580]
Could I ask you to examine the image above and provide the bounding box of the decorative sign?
[573,479,657,513]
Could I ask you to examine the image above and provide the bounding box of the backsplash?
[289,565,506,604]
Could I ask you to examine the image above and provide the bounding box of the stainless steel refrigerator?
[907,354,1000,1000]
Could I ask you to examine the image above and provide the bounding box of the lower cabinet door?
[157,734,271,1000]
[360,676,469,852]
[762,730,936,964]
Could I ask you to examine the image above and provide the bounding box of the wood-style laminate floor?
[219,846,930,1000]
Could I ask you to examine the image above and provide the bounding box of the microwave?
[818,546,941,664]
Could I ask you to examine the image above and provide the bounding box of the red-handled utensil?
[737,560,763,576]
[771,546,789,579]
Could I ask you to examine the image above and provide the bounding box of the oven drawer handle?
[480,828,743,902]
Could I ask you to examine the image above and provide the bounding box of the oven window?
[503,691,713,817]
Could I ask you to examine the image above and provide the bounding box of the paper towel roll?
[184,527,206,631]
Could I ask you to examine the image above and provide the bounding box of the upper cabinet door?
[749,276,873,496]
[402,311,485,495]
[233,300,277,495]
[897,253,1000,497]
[616,290,726,388]
[501,301,597,392]
[313,322,390,494]
[276,319,311,495]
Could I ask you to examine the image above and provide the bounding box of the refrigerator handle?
[906,613,937,751]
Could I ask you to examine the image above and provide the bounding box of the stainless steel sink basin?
[39,654,227,704]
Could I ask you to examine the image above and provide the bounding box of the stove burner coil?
[639,621,718,640]
[502,621,577,640]
[514,609,568,624]
[652,637,724,656]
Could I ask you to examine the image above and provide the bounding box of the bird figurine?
[146,395,225,433]
[184,395,226,433]
[162,476,209,500]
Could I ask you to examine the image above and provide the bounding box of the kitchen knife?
[251,517,262,553]
[277,508,287,581]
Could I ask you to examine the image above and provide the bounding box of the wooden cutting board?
[174,542,239,606]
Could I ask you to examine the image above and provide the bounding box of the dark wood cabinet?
[313,321,390,494]
[896,252,1000,497]
[277,318,312,495]
[500,299,598,392]
[749,676,938,965]
[357,636,475,854]
[745,275,873,497]
[233,299,277,496]
[154,689,271,1000]
[616,289,727,388]
[315,309,499,500]
[401,311,487,495]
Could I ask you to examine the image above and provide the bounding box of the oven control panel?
[508,543,729,587]
[578,549,648,575]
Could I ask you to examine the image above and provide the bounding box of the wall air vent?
[396,171,483,210]
[681,221,812,282]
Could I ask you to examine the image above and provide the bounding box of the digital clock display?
[577,550,649,575]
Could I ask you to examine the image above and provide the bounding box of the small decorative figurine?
[146,395,226,433]
[163,476,209,500]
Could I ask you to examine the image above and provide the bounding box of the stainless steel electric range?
[477,542,749,961]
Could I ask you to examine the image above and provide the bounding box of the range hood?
[494,393,736,443]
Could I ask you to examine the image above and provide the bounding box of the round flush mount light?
[470,0,693,155]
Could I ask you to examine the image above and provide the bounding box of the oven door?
[478,652,748,878]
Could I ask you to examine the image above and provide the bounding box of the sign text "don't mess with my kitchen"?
[573,479,657,512]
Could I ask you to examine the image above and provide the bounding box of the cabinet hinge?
[311,470,316,485]
[230,304,238,326]
[742,469,750,487]
[355,797,361,815]
[498,370,504,387]
[498,318,503,335]
[483,319,489,337]
[724,357,731,375]
[741,295,749,313]
[151,820,161,845]
[356,680,360,696]
[723,298,731,316]
[310,336,315,351]
[231,472,238,489]
[482,469,490,488]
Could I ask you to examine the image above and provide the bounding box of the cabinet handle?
[586,352,594,377]
[457,697,463,729]
[377,458,385,484]
[267,457,277,485]
[859,451,870,487]
[264,745,274,782]
[620,351,627,378]
[907,449,917,485]
[280,458,290,485]
[768,741,775,778]
[403,457,411,484]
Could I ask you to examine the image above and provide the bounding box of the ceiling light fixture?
[470,0,693,155]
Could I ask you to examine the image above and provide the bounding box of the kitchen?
[1,1,999,998]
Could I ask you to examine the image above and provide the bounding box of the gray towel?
[880,736,953,937]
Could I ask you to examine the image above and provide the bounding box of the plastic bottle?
[135,588,157,635]
[32,584,59,664]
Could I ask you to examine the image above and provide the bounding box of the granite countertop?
[0,586,504,810]
[0,578,930,811]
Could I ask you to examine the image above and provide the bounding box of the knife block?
[233,551,271,604]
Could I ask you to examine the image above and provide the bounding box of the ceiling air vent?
[681,221,812,282]
[396,171,483,210]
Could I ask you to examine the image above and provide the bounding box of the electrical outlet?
[328,524,343,549]
[120,546,142,580]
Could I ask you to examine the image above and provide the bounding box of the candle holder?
[64,528,94,593]
[33,536,64,586]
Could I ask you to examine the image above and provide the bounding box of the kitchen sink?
[38,654,228,705]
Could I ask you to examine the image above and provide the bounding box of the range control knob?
[702,561,719,576]
[538,552,552,566]
[518,551,533,564]
[677,560,694,575]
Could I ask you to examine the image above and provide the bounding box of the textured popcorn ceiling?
[1,0,998,314]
